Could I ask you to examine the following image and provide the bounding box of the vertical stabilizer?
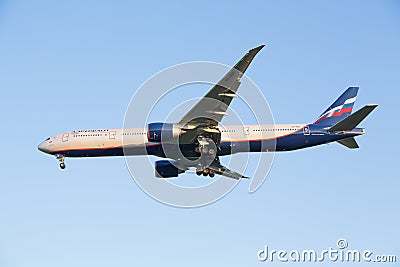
[314,87,358,126]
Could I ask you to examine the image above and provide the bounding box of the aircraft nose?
[38,141,50,153]
[38,142,45,152]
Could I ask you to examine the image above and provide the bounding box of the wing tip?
[249,44,266,54]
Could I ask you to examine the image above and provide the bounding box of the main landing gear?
[196,167,215,177]
[55,154,66,169]
[195,136,218,177]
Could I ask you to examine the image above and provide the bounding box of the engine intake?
[155,160,185,178]
[147,123,180,142]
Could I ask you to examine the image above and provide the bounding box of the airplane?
[38,45,377,179]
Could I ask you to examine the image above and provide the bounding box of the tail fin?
[314,87,359,126]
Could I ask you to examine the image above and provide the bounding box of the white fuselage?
[38,124,307,156]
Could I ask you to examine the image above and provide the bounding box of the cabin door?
[62,133,69,142]
[109,131,116,139]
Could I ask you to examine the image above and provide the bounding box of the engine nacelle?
[147,123,180,142]
[155,160,185,178]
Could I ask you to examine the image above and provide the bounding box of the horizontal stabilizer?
[328,105,378,132]
[337,137,359,149]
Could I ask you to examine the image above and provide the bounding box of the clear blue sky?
[0,0,399,266]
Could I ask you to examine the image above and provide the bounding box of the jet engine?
[155,160,185,178]
[147,123,181,142]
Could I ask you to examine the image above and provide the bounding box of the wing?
[178,44,265,128]
[208,157,249,180]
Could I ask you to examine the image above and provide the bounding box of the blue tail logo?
[314,87,358,126]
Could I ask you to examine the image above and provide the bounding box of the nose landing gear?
[55,154,66,169]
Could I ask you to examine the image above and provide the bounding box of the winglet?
[233,44,265,74]
[249,44,266,54]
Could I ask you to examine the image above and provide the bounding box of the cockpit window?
[45,137,50,141]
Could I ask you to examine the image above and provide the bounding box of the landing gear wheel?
[55,154,66,170]
[202,168,209,176]
[209,169,215,178]
[196,168,202,176]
